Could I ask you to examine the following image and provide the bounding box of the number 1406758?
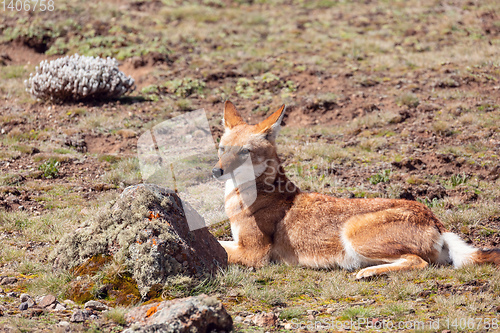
[1,0,54,11]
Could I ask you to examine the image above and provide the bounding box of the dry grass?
[0,0,499,331]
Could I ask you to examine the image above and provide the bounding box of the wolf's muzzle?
[212,167,224,178]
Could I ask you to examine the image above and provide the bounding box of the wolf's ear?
[223,101,246,129]
[256,104,286,141]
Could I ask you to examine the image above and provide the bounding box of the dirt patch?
[0,42,56,66]
[85,133,137,155]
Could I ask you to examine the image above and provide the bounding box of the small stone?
[63,299,76,307]
[19,302,29,311]
[70,309,88,323]
[46,303,56,310]
[54,303,66,311]
[0,277,18,285]
[284,323,293,330]
[234,316,243,323]
[7,292,19,298]
[84,300,108,311]
[252,312,278,327]
[39,294,56,308]
[90,314,98,320]
[58,321,70,327]
[27,298,35,308]
[117,129,137,139]
[25,308,44,318]
[20,294,30,302]
[307,314,315,320]
[326,308,335,314]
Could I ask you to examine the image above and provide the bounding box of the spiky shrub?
[25,54,135,102]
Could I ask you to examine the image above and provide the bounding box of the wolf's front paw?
[355,267,377,280]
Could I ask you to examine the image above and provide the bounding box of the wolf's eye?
[218,146,225,154]
[239,148,250,156]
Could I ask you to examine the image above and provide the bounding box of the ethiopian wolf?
[212,101,500,279]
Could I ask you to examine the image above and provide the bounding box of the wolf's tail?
[472,249,500,266]
[441,232,500,268]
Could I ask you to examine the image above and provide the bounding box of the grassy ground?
[0,0,499,331]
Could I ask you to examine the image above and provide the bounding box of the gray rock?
[54,303,66,311]
[7,292,18,298]
[124,294,232,333]
[27,298,36,308]
[20,294,30,302]
[0,277,18,285]
[19,302,29,311]
[58,321,70,327]
[51,184,227,297]
[70,309,89,323]
[84,300,108,311]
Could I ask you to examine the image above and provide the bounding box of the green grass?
[0,0,499,331]
[369,169,391,185]
[38,159,60,179]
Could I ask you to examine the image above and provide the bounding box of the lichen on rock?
[123,294,233,333]
[50,184,227,299]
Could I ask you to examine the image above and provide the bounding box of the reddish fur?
[216,101,499,277]
[473,249,500,266]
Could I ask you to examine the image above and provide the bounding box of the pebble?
[19,302,29,311]
[54,303,66,312]
[27,298,36,308]
[20,294,30,302]
[39,294,56,308]
[70,309,88,323]
[326,307,335,314]
[7,292,18,298]
[0,277,18,285]
[84,300,108,311]
[252,312,278,327]
[58,321,70,327]
[63,299,76,306]
[234,316,243,323]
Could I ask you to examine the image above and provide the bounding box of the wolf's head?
[212,101,286,184]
